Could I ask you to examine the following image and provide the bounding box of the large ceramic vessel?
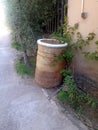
[35,39,68,88]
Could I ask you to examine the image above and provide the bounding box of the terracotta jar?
[35,39,68,88]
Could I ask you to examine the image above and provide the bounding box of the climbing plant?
[51,17,98,120]
[51,17,98,64]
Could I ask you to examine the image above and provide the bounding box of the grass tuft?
[57,90,68,101]
[11,41,21,50]
[15,61,32,76]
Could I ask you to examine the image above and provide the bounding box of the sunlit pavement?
[0,1,10,38]
[0,1,88,130]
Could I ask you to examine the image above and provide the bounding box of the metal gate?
[46,0,68,34]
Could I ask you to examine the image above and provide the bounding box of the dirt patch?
[41,39,60,44]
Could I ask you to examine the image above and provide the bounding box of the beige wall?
[68,0,98,81]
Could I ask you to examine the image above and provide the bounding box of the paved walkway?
[0,34,89,130]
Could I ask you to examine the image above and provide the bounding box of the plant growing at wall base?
[58,69,98,110]
[57,90,68,101]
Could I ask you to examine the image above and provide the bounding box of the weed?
[60,68,72,76]
[11,41,21,50]
[57,90,68,101]
[76,105,83,114]
[58,69,98,110]
[15,60,32,76]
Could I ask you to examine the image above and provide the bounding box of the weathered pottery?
[35,39,68,88]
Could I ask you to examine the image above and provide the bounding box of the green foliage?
[50,25,69,43]
[7,0,56,34]
[57,90,68,101]
[86,94,98,109]
[75,105,83,114]
[63,75,79,107]
[61,49,74,67]
[64,23,79,41]
[52,19,98,111]
[51,17,98,62]
[70,32,96,50]
[51,19,79,43]
[66,26,98,61]
[6,0,38,61]
[50,32,66,43]
[95,41,98,45]
[6,0,56,64]
[58,69,98,110]
[15,59,32,76]
[87,32,96,41]
[60,68,72,76]
[11,41,21,50]
[63,18,79,43]
[83,51,98,61]
[52,48,74,68]
[29,57,36,67]
[71,31,98,61]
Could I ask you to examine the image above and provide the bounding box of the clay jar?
[35,39,68,88]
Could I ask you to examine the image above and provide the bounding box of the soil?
[41,39,60,44]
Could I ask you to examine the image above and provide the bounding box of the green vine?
[83,51,98,61]
[51,18,98,61]
[51,18,98,111]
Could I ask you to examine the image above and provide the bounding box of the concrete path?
[0,33,89,130]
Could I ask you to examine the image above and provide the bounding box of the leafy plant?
[57,90,68,101]
[58,69,98,110]
[51,18,98,62]
[51,47,74,68]
[15,59,32,76]
[75,105,83,114]
[60,68,72,76]
[61,49,74,67]
[6,0,56,66]
[95,41,98,45]
[83,51,98,61]
[11,41,21,50]
[51,19,98,110]
[63,75,80,107]
[86,94,98,109]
